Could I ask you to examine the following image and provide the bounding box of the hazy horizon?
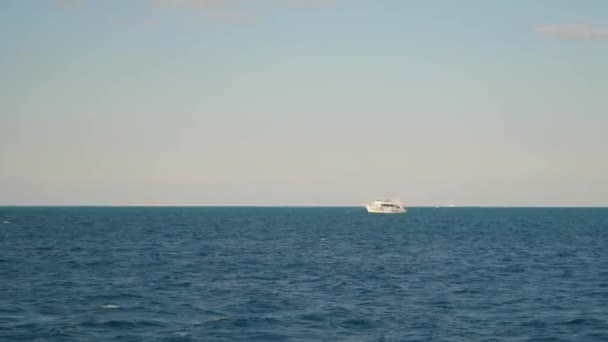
[1,204,608,208]
[2,0,607,207]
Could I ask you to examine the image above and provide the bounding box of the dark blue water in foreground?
[1,207,607,341]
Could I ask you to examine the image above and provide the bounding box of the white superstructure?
[365,199,406,214]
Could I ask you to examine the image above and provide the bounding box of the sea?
[1,207,607,341]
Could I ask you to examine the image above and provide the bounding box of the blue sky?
[1,0,607,206]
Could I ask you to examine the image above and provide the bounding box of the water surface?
[1,207,607,341]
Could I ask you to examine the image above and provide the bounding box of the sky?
[1,0,607,206]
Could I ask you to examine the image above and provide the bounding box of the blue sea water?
[1,207,607,341]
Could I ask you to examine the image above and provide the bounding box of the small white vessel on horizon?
[365,199,406,214]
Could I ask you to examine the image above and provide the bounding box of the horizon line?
[1,204,607,208]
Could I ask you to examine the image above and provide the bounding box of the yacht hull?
[366,206,406,214]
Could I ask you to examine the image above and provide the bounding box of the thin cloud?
[148,0,334,24]
[279,0,335,6]
[51,0,83,9]
[537,24,608,40]
[151,0,235,9]
[206,10,255,24]
[152,0,335,9]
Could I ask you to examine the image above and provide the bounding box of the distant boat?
[365,199,406,214]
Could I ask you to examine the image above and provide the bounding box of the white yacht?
[365,199,406,214]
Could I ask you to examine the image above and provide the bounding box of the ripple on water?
[1,207,607,341]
